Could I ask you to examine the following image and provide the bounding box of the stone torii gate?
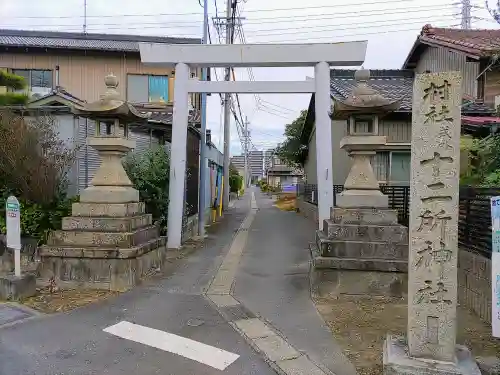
[139,42,368,248]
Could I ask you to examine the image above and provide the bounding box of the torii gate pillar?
[140,42,368,248]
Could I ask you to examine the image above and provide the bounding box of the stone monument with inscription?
[383,72,480,374]
[38,74,168,291]
[310,68,409,298]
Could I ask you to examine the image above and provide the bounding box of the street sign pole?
[490,196,500,338]
[6,196,21,277]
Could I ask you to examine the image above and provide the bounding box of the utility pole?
[83,0,87,34]
[198,0,209,237]
[222,0,234,209]
[461,0,471,29]
[243,116,250,188]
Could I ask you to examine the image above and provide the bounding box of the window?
[127,74,169,103]
[11,69,53,96]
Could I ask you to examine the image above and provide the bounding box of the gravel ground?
[314,296,500,375]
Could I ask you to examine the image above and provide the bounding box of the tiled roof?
[133,103,201,125]
[417,24,500,58]
[330,69,414,112]
[0,29,200,53]
[330,69,495,115]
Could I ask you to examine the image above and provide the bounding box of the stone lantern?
[310,68,409,299]
[332,68,401,208]
[72,74,149,203]
[39,75,168,292]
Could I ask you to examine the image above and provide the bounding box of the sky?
[1,0,498,156]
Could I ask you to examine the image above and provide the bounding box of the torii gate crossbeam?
[140,42,368,249]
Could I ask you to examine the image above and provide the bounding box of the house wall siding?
[0,52,175,102]
[304,127,317,184]
[484,69,500,106]
[378,119,411,143]
[331,119,351,185]
[415,46,479,98]
[304,116,413,187]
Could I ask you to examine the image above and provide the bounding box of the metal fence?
[298,184,410,226]
[297,183,498,258]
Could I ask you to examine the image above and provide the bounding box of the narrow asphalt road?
[234,190,357,375]
[0,195,276,375]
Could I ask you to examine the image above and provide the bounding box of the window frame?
[126,73,170,103]
[11,69,53,92]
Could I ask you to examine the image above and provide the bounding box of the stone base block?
[336,190,389,208]
[322,219,408,242]
[331,207,399,225]
[310,244,407,298]
[71,202,145,217]
[383,335,481,375]
[0,273,36,300]
[62,214,152,232]
[47,224,159,247]
[313,255,408,272]
[316,231,408,260]
[79,186,140,204]
[38,237,167,291]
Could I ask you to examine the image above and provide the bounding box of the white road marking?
[103,321,240,370]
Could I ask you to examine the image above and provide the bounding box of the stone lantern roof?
[72,74,150,123]
[331,68,402,119]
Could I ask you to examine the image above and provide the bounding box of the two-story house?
[0,29,220,218]
[403,24,500,135]
[0,29,203,105]
[266,153,303,188]
[302,26,500,188]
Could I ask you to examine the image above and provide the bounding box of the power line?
[5,4,456,30]
[4,0,418,20]
[247,22,461,43]
[246,14,459,37]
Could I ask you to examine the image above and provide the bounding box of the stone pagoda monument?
[310,68,409,298]
[39,74,167,291]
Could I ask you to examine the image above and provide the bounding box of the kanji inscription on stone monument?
[408,72,461,362]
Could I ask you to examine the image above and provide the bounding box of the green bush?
[229,174,243,193]
[0,187,77,244]
[123,146,170,234]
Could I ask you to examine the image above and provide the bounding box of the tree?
[229,163,243,193]
[0,70,28,106]
[460,134,500,186]
[274,110,308,168]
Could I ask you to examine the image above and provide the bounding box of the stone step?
[71,202,145,217]
[40,237,167,259]
[322,219,408,243]
[62,214,153,232]
[312,256,408,272]
[47,225,159,248]
[316,231,408,260]
[330,207,398,225]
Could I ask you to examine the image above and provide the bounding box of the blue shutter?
[148,75,169,102]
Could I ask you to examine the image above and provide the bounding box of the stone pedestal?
[39,202,167,291]
[383,335,481,375]
[310,206,409,298]
[0,273,36,300]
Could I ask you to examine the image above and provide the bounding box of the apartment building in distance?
[230,150,264,183]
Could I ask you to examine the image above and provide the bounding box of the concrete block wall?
[297,196,493,325]
[296,198,319,224]
[458,249,492,325]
